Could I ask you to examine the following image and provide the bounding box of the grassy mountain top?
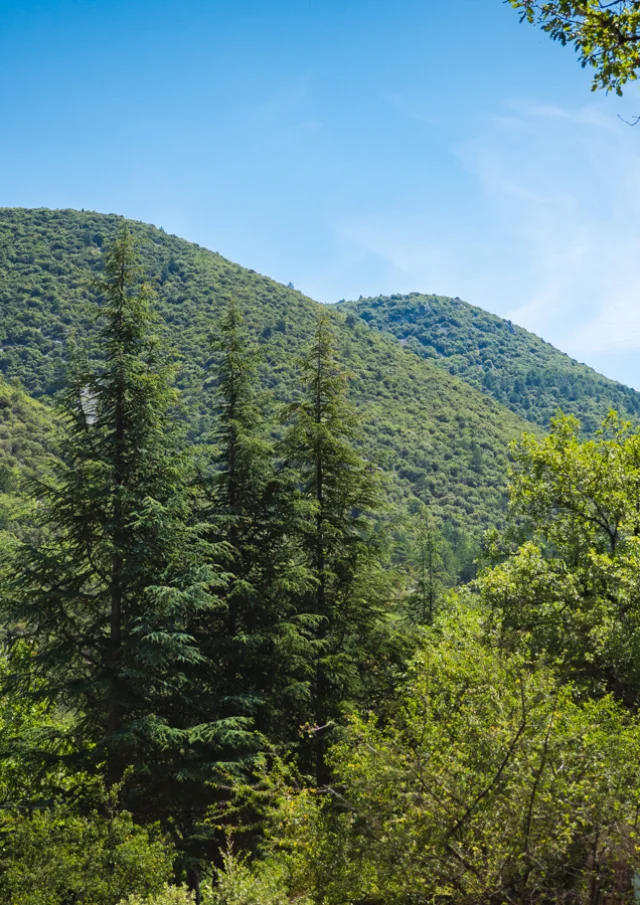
[337,293,640,433]
[0,208,537,530]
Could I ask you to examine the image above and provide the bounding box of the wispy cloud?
[456,100,640,362]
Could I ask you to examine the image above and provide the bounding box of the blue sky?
[2,0,640,387]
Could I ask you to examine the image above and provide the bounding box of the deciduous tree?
[510,0,640,95]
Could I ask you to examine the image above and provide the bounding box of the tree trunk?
[186,866,201,905]
[108,294,126,780]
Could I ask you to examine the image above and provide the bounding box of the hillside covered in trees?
[0,207,537,532]
[337,293,640,432]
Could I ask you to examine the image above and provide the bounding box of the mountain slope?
[0,208,537,530]
[336,293,640,433]
[0,376,58,482]
[0,374,59,534]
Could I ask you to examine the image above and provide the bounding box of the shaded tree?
[199,301,312,746]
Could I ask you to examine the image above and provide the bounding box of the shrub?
[0,806,174,905]
[118,885,194,905]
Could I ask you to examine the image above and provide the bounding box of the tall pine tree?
[406,511,447,625]
[284,314,388,784]
[0,223,228,823]
[200,301,312,747]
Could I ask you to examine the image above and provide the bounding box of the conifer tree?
[201,301,312,745]
[0,223,225,809]
[407,512,446,625]
[284,314,388,784]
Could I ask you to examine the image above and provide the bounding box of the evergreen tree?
[283,314,388,784]
[0,224,229,835]
[200,301,312,746]
[407,512,446,625]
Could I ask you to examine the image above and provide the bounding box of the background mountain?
[3,208,638,538]
[337,293,640,433]
[0,208,537,535]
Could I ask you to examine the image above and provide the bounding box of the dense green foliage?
[0,229,410,901]
[4,215,640,902]
[338,292,640,433]
[0,207,537,531]
[120,888,194,905]
[510,0,640,95]
[0,804,175,905]
[213,608,640,905]
[209,415,640,905]
[478,412,640,708]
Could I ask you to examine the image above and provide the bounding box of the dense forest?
[2,215,640,904]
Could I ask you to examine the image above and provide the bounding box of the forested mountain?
[0,208,533,530]
[337,292,640,432]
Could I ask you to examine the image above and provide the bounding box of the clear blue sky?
[2,0,640,387]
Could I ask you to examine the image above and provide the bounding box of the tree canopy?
[510,0,640,94]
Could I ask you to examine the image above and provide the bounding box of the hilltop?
[337,293,640,433]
